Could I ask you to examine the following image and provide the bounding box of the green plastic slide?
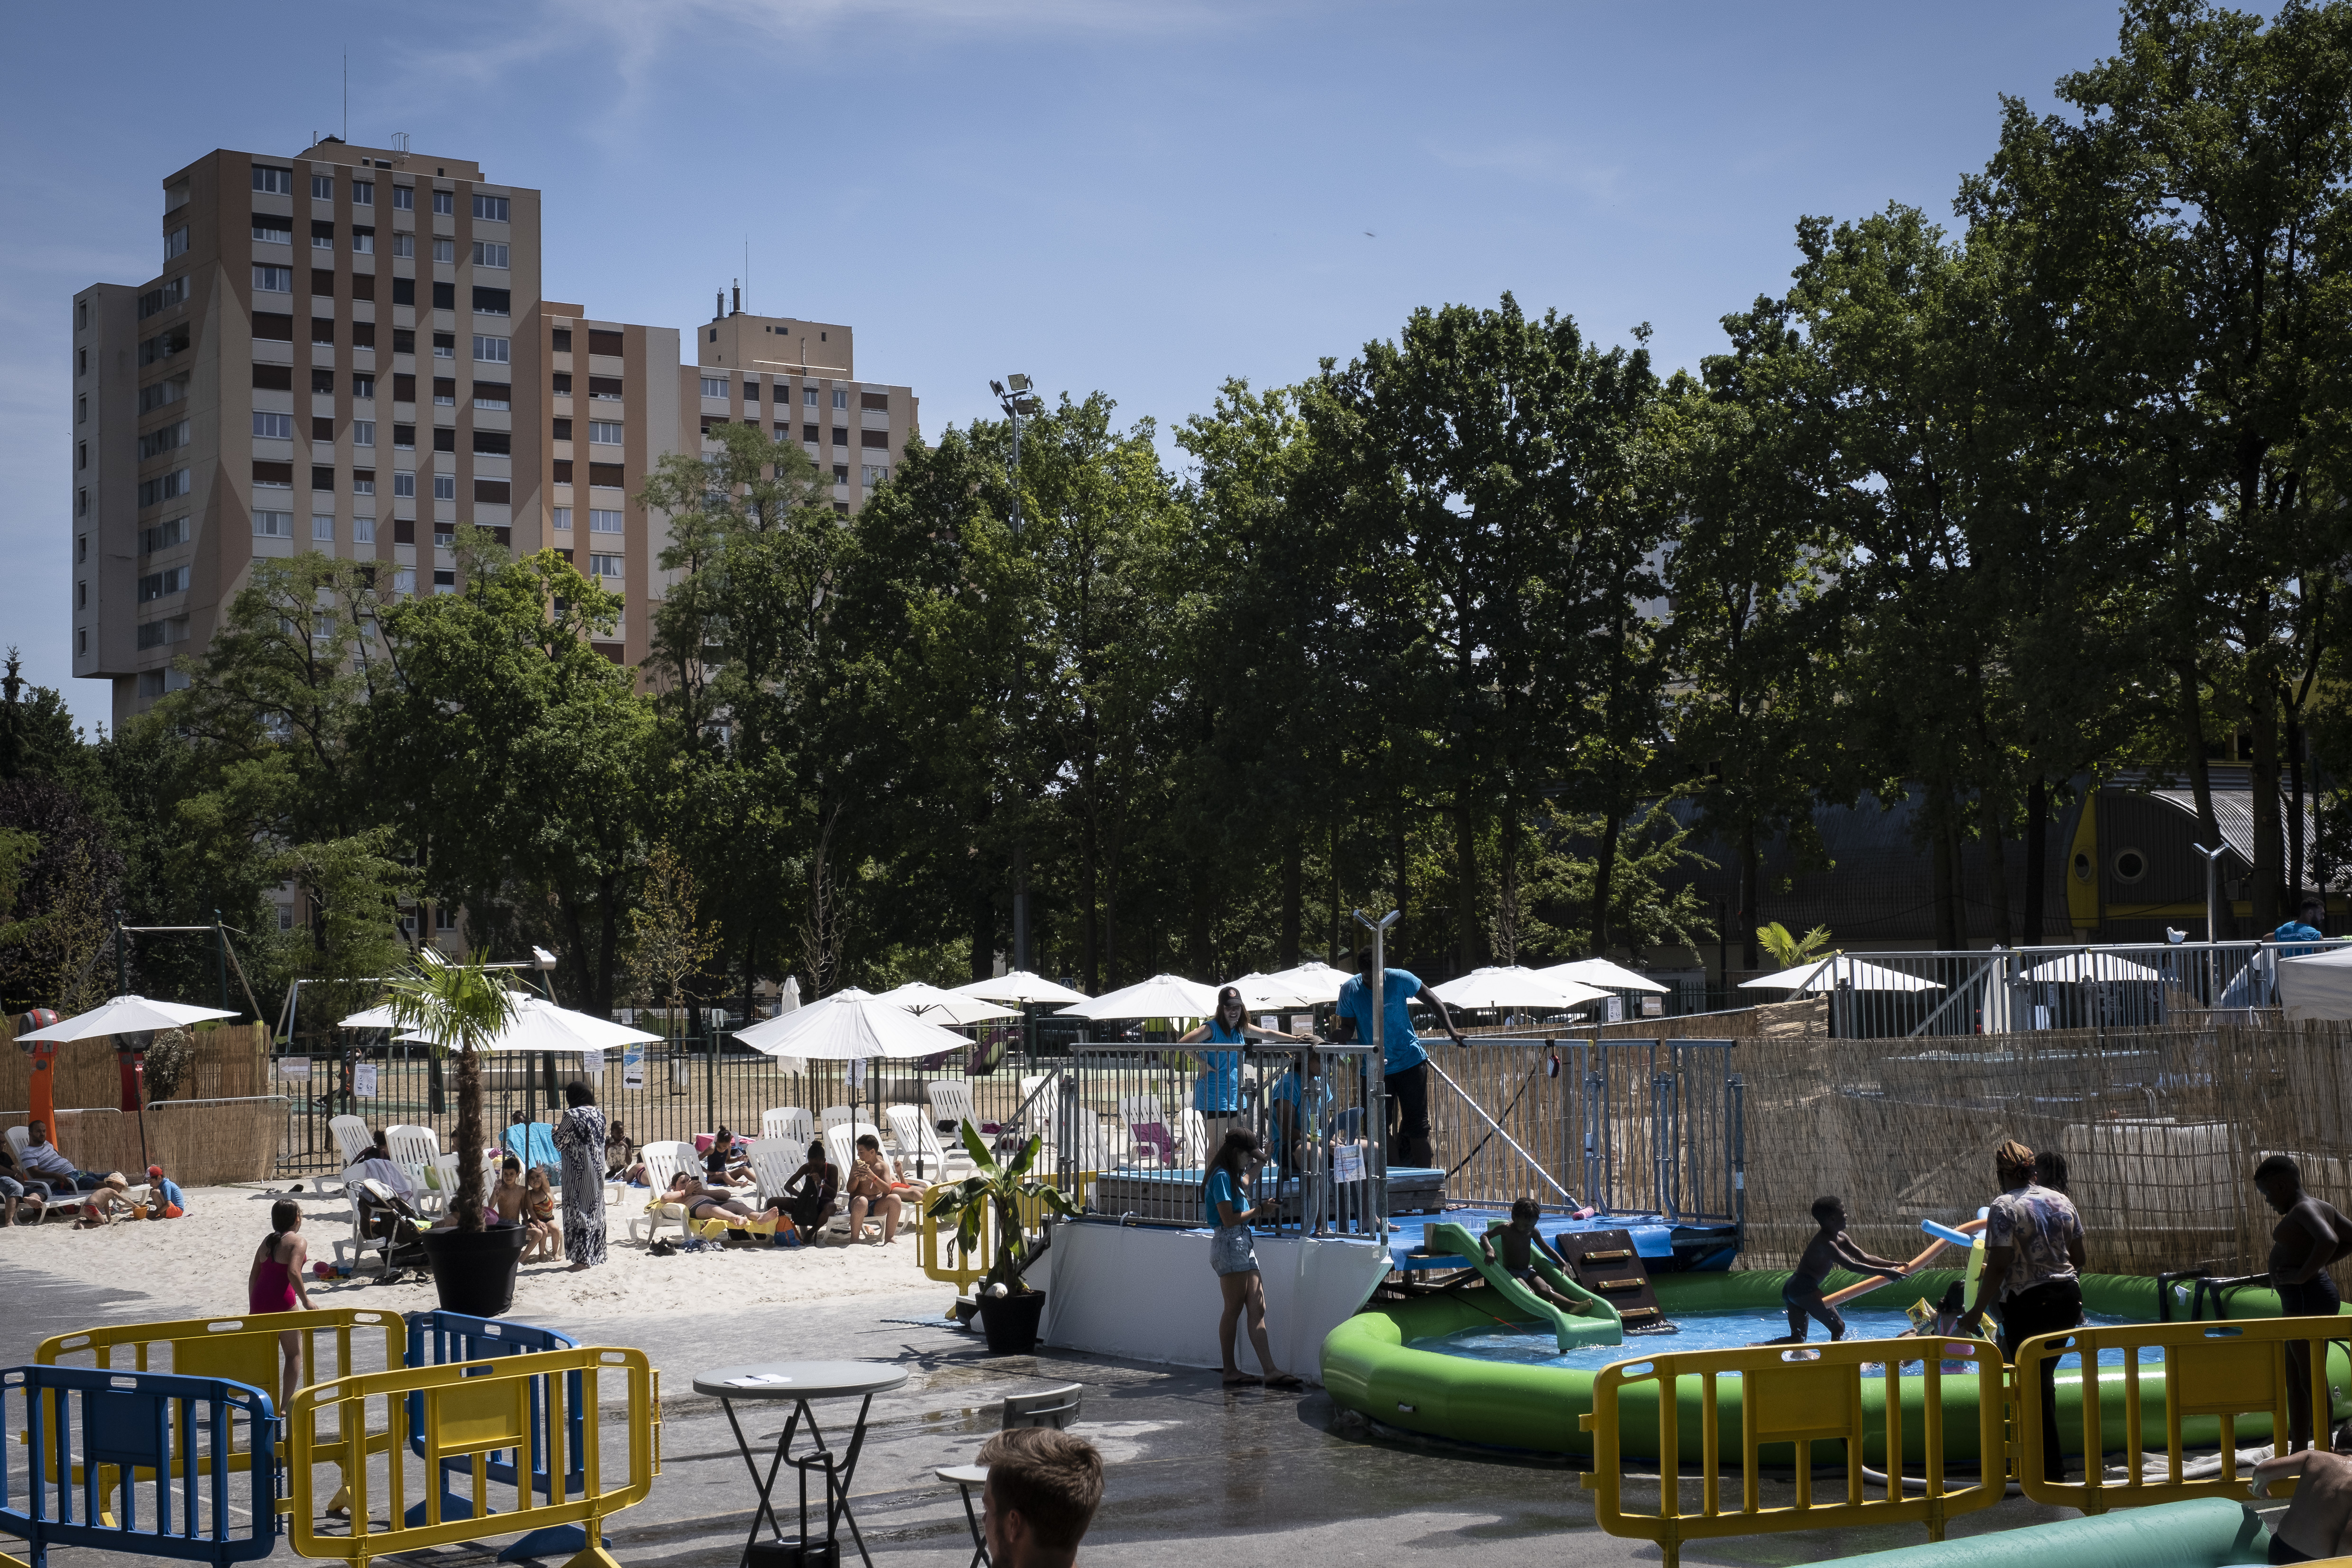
[1823,1496,2269,1567]
[1424,1220,1622,1353]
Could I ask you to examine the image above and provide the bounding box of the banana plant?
[924,1126,1080,1295]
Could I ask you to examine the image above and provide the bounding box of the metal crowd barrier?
[1,1364,277,1568]
[33,1310,405,1519]
[1580,1337,2007,1568]
[403,1312,599,1561]
[918,1177,1079,1295]
[287,1345,658,1568]
[2015,1314,2352,1513]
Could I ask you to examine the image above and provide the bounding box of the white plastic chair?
[820,1105,855,1132]
[762,1107,814,1149]
[926,1080,979,1139]
[885,1104,971,1183]
[1178,1108,1212,1167]
[310,1114,378,1195]
[331,1176,397,1274]
[823,1123,888,1240]
[748,1139,807,1208]
[384,1125,442,1217]
[1118,1095,1173,1168]
[625,1140,700,1244]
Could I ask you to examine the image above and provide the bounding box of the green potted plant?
[384,954,524,1314]
[925,1128,1079,1354]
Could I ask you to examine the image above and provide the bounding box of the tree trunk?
[1453,793,1482,974]
[1932,815,1958,952]
[1080,807,1099,994]
[1980,793,2012,949]
[972,889,995,983]
[1739,819,1759,970]
[1279,832,1302,972]
[2289,706,2307,918]
[452,1046,484,1232]
[1188,856,1214,979]
[2023,776,2048,949]
[1327,816,1342,965]
[1947,821,1970,946]
[1495,801,1520,966]
[1391,810,1408,926]
[1591,804,1623,960]
[2251,669,2284,935]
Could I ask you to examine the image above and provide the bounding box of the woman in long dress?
[550,1082,608,1270]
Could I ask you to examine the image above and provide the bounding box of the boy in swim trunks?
[2251,1430,2352,1563]
[1479,1199,1592,1314]
[1759,1195,1907,1344]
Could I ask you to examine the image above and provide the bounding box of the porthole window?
[2071,851,2094,882]
[2113,847,2148,884]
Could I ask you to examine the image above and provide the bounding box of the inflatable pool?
[1320,1268,2352,1461]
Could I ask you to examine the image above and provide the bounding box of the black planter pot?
[419,1223,529,1317]
[979,1289,1046,1355]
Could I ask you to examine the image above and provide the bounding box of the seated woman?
[665,1169,757,1229]
[604,1120,639,1182]
[0,1138,52,1227]
[845,1133,906,1244]
[704,1128,756,1191]
[776,1139,840,1238]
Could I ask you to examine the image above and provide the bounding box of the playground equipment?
[1423,1220,1620,1352]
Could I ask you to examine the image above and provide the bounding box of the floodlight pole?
[1354,907,1401,1210]
[2191,843,2227,943]
[994,374,1040,977]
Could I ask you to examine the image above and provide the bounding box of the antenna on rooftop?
[342,52,348,143]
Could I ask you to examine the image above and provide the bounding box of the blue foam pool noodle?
[1920,1220,1974,1247]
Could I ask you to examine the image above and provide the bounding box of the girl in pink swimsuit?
[248,1199,315,1414]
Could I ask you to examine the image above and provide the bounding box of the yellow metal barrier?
[287,1346,659,1568]
[917,1178,1086,1295]
[1580,1337,2007,1568]
[30,1309,406,1516]
[2016,1314,2352,1513]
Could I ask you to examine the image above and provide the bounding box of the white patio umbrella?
[1259,961,1350,1005]
[1739,956,1942,993]
[1428,967,1609,1010]
[1531,957,1671,994]
[952,971,1090,1007]
[2279,944,2352,1021]
[874,981,1020,1026]
[1055,973,1225,1020]
[389,995,661,1052]
[2018,953,2172,985]
[733,987,971,1061]
[1220,973,1317,1010]
[17,995,239,1041]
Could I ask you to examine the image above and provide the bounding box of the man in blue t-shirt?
[1330,950,1464,1170]
[2276,899,2327,957]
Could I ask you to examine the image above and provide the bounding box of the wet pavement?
[5,1272,2124,1568]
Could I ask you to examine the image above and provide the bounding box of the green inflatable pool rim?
[1319,1268,2349,1462]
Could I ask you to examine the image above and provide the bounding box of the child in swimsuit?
[1760,1195,1908,1344]
[522,1167,560,1261]
[247,1198,316,1414]
[1479,1198,1591,1313]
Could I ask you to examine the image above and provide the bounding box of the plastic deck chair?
[937,1385,1086,1568]
[761,1106,814,1149]
[822,1123,888,1240]
[820,1104,856,1131]
[309,1113,378,1194]
[625,1140,700,1243]
[885,1103,971,1183]
[384,1124,443,1216]
[927,1080,979,1138]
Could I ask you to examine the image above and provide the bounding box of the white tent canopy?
[1258,961,1349,1006]
[1056,974,1224,1020]
[2277,945,2352,1020]
[1530,957,1671,995]
[2018,953,2171,985]
[734,987,971,1061]
[1739,956,1942,994]
[17,995,239,1041]
[873,981,1020,1026]
[952,971,1089,1007]
[1427,967,1608,1010]
[384,996,661,1053]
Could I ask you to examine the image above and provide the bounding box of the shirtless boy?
[2255,1155,2352,1450]
[1759,1196,1907,1345]
[2252,1430,2352,1564]
[1479,1199,1592,1315]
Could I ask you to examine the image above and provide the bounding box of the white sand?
[7,1182,953,1328]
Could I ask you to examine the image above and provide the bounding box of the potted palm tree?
[925,1128,1080,1355]
[386,954,525,1314]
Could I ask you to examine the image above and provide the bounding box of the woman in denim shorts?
[1203,1129,1303,1389]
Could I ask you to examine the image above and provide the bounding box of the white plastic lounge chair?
[820,1104,856,1131]
[823,1123,890,1240]
[310,1113,378,1195]
[885,1104,972,1183]
[384,1125,442,1216]
[762,1107,814,1150]
[625,1140,700,1244]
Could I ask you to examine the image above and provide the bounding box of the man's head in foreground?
[981,1427,1104,1568]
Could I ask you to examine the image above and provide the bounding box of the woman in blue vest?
[1179,986,1312,1152]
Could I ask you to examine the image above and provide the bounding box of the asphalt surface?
[0,1263,2236,1568]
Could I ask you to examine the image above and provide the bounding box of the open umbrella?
[17,995,239,1042]
[385,995,661,1052]
[2017,953,2171,985]
[1427,967,1609,1010]
[1258,961,1350,1006]
[1054,973,1225,1020]
[1739,956,1941,993]
[1220,973,1316,1010]
[734,988,972,1061]
[874,981,1020,1026]
[1530,957,1671,994]
[952,971,1090,1007]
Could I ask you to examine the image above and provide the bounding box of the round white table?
[695,1360,910,1568]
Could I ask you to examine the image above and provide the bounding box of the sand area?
[6,1180,946,1325]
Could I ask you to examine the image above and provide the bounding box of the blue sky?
[1,0,2138,732]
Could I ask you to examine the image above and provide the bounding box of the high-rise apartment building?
[74,140,918,721]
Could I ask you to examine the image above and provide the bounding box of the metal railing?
[1742,940,2324,1039]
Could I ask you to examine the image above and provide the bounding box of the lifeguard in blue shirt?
[1329,952,1464,1170]
[1179,985,1312,1140]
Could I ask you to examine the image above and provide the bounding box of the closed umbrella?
[1427,967,1608,1010]
[1055,973,1225,1021]
[1530,957,1671,994]
[952,971,1090,1007]
[1739,956,1941,993]
[874,981,1020,1026]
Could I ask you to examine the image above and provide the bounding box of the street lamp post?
[990,374,1042,976]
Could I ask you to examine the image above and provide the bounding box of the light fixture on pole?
[2191,842,2228,943]
[990,374,1041,978]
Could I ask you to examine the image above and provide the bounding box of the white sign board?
[1605,996,1624,1024]
[579,1048,604,1077]
[1332,1143,1367,1185]
[278,1056,312,1082]
[622,1044,644,1090]
[353,1063,378,1099]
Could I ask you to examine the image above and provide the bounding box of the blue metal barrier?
[401,1311,588,1561]
[1,1364,277,1568]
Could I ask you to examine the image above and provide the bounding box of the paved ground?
[2,1266,2271,1568]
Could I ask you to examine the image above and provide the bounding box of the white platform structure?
[1040,1224,1393,1384]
